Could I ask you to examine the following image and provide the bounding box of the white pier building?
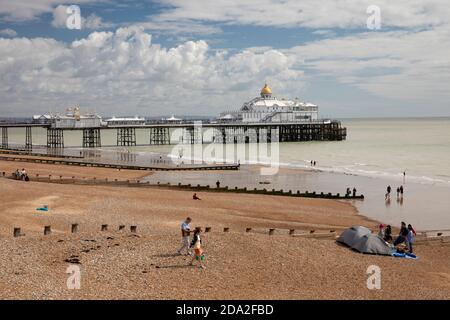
[219,84,318,123]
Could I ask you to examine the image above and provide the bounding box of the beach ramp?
[336,226,371,247]
[351,234,393,255]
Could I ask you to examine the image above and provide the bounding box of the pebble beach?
[1,157,450,299]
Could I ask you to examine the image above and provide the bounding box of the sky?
[0,0,450,118]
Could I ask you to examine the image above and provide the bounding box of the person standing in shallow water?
[352,187,356,197]
[385,185,392,200]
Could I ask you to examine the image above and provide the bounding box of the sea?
[5,117,450,231]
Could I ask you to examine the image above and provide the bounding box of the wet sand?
[1,160,450,299]
[145,165,450,231]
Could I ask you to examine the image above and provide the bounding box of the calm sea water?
[8,118,450,186]
[6,118,450,230]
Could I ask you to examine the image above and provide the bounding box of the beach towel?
[36,207,48,211]
[392,252,417,259]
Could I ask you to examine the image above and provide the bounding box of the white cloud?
[51,5,69,28]
[0,28,17,37]
[287,25,450,102]
[0,26,304,116]
[154,0,450,29]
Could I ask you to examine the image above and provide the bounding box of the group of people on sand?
[378,221,416,253]
[13,168,29,181]
[176,217,206,269]
[310,160,317,166]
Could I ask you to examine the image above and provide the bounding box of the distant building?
[164,115,183,123]
[219,84,319,123]
[32,114,52,124]
[105,116,146,127]
[51,107,102,128]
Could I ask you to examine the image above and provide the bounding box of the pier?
[0,120,346,150]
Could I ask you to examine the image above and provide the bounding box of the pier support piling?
[82,128,101,148]
[117,128,136,146]
[47,128,64,148]
[1,127,8,149]
[25,126,32,150]
[149,127,170,145]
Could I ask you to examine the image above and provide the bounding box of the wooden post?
[246,227,252,233]
[119,225,125,231]
[130,225,137,233]
[269,228,275,235]
[44,226,51,235]
[13,227,21,237]
[71,224,78,233]
[101,224,108,231]
[223,227,229,233]
[205,227,211,233]
[289,229,295,235]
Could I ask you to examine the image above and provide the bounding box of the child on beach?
[190,227,206,269]
[378,224,385,239]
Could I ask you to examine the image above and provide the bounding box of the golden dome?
[260,83,272,95]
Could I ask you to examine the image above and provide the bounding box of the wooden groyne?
[0,148,84,159]
[159,182,365,200]
[0,155,239,171]
[7,222,450,243]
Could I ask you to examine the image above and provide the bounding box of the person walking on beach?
[394,221,409,246]
[177,217,192,256]
[216,180,220,188]
[400,185,404,196]
[313,161,316,166]
[396,187,400,199]
[385,185,391,200]
[352,187,357,197]
[407,224,416,253]
[189,227,206,269]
